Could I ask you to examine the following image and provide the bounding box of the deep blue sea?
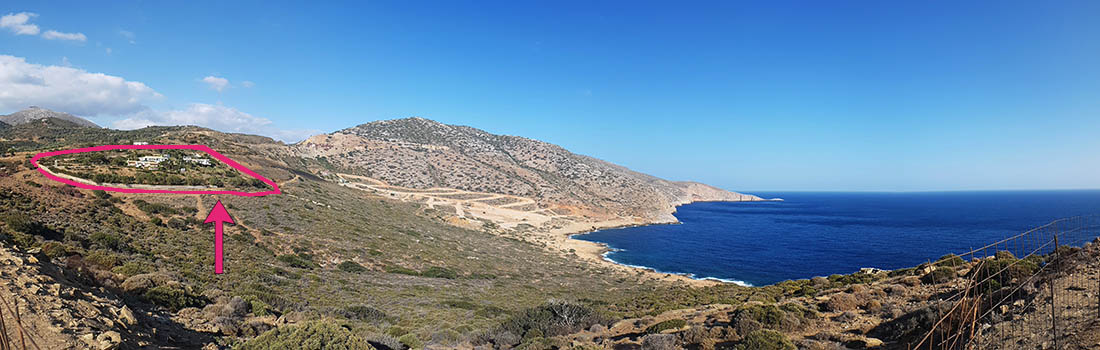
[573,191,1100,286]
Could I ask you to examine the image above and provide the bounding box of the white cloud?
[202,76,230,92]
[0,55,161,116]
[42,30,86,42]
[112,103,319,143]
[0,12,39,35]
[241,80,255,88]
[119,29,135,44]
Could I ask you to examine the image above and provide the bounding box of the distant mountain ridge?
[1,106,100,128]
[295,117,762,222]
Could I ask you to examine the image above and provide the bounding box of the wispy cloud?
[112,103,319,143]
[1,55,311,142]
[202,76,230,92]
[241,80,255,88]
[0,12,39,35]
[0,55,160,116]
[1,12,87,42]
[119,29,135,44]
[42,30,86,42]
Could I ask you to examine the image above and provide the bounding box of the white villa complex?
[125,153,213,169]
[127,155,169,169]
[182,154,212,166]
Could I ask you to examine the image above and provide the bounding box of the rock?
[96,331,121,349]
[119,305,138,327]
[80,333,97,345]
[844,337,883,348]
[120,272,180,293]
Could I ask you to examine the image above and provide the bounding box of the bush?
[40,241,71,259]
[737,330,795,350]
[823,293,860,312]
[339,305,387,322]
[364,334,403,350]
[2,214,58,240]
[398,333,423,350]
[337,261,366,273]
[420,266,458,279]
[90,232,125,251]
[239,321,374,350]
[384,266,419,276]
[112,261,153,277]
[84,250,119,269]
[934,254,966,267]
[645,319,687,334]
[921,267,956,284]
[641,334,678,350]
[277,254,316,269]
[484,299,610,347]
[132,199,179,215]
[143,285,207,312]
[242,295,277,317]
[167,218,189,230]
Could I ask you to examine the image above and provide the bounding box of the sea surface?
[573,191,1100,286]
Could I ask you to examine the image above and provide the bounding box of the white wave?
[599,250,753,287]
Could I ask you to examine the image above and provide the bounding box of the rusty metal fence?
[912,215,1100,350]
[0,291,40,350]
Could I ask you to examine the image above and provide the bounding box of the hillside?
[0,115,774,349]
[1,106,100,128]
[0,113,1096,349]
[295,118,762,225]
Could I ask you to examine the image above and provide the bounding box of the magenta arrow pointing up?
[204,200,235,274]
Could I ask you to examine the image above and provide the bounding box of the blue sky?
[1,1,1099,191]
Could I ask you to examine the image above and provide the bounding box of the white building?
[182,155,212,166]
[128,154,169,169]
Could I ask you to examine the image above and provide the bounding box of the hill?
[1,106,100,128]
[0,119,772,348]
[295,117,761,224]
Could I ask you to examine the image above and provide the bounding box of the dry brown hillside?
[293,117,762,224]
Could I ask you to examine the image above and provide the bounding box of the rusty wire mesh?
[911,215,1100,350]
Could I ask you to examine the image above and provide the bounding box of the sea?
[572,190,1100,287]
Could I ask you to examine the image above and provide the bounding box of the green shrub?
[277,254,315,269]
[132,199,179,215]
[421,266,458,279]
[493,299,610,344]
[239,321,374,350]
[935,254,966,267]
[398,333,423,350]
[385,326,409,337]
[112,261,153,277]
[167,218,189,230]
[84,250,119,269]
[645,319,687,334]
[443,299,478,310]
[384,266,419,276]
[242,295,277,316]
[40,241,71,259]
[340,305,387,322]
[337,261,366,273]
[740,304,787,326]
[737,330,795,350]
[90,232,125,251]
[921,267,956,284]
[142,286,207,312]
[2,214,58,240]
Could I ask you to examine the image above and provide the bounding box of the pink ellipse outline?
[29,144,281,197]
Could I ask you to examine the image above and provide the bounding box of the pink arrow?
[204,200,235,274]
